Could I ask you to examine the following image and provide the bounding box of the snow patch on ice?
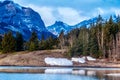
[87,56,96,61]
[71,57,86,63]
[45,56,96,66]
[44,57,73,66]
[71,56,96,63]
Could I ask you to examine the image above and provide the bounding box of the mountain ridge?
[47,17,98,36]
[47,21,73,36]
[0,0,55,40]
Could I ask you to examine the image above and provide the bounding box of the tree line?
[1,15,120,61]
[0,31,59,53]
[60,15,120,61]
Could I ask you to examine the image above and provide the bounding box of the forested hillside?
[1,15,120,62]
[60,15,120,61]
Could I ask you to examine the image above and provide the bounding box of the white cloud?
[92,8,105,17]
[91,7,120,18]
[13,0,26,6]
[28,4,56,26]
[97,8,104,15]
[10,1,120,26]
[57,7,88,25]
[23,4,89,26]
[111,8,120,15]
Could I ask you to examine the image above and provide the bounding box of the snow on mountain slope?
[47,18,98,36]
[74,17,97,28]
[47,21,73,36]
[0,0,55,40]
[47,15,119,36]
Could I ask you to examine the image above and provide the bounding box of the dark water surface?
[0,66,120,80]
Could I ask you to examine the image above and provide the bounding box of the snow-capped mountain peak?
[47,21,73,36]
[47,18,98,36]
[0,0,55,40]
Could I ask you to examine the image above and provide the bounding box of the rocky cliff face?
[0,0,55,40]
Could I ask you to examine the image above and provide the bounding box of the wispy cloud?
[57,7,88,25]
[28,4,56,26]
[111,8,120,15]
[26,4,89,26]
[12,0,120,26]
[92,7,120,18]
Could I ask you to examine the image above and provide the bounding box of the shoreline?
[0,65,120,73]
[0,50,120,69]
[0,64,120,68]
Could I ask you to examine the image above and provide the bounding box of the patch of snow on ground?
[87,56,96,61]
[44,57,73,66]
[71,58,86,63]
[45,69,72,74]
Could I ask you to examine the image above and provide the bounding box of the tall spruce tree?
[0,35,2,51]
[2,32,16,53]
[29,31,39,51]
[89,24,99,57]
[59,30,65,49]
[96,15,104,58]
[15,32,24,51]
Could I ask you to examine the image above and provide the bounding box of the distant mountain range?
[0,0,117,39]
[47,15,118,36]
[47,17,98,36]
[47,21,73,36]
[0,0,55,40]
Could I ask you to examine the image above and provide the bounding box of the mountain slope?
[74,17,97,28]
[47,21,73,36]
[47,18,98,36]
[0,0,55,40]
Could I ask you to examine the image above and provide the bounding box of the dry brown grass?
[0,49,66,66]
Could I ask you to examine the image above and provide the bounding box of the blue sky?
[12,0,120,26]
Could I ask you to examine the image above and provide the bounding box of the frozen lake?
[0,66,120,80]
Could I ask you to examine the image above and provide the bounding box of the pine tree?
[2,32,16,53]
[29,31,39,51]
[29,42,36,51]
[89,25,99,57]
[59,30,65,49]
[58,30,65,53]
[0,35,2,51]
[15,32,24,51]
[104,16,116,59]
[46,36,55,49]
[96,15,104,58]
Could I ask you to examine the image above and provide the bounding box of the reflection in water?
[45,69,72,74]
[72,70,85,75]
[87,71,96,76]
[0,73,98,80]
[105,76,120,80]
[0,67,120,80]
[105,73,120,80]
[45,68,120,80]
